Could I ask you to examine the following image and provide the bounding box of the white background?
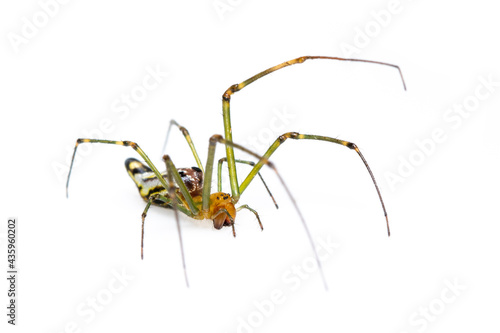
[1,0,499,332]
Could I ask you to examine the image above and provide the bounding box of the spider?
[66,56,406,288]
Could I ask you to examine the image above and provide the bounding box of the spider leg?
[237,204,263,231]
[162,119,204,172]
[141,196,154,260]
[239,132,391,237]
[67,138,199,220]
[218,157,278,209]
[66,139,168,198]
[141,194,160,260]
[221,55,406,202]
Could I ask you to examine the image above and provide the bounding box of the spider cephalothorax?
[207,192,236,230]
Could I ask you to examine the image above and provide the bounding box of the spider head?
[209,192,236,230]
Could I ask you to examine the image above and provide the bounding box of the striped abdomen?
[125,158,203,207]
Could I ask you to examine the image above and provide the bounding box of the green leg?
[217,157,278,209]
[162,120,204,172]
[238,132,391,237]
[202,135,328,290]
[141,196,154,260]
[237,204,263,231]
[67,139,199,216]
[161,154,200,215]
[67,139,170,198]
[201,136,218,212]
[221,56,406,202]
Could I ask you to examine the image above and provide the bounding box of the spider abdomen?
[125,158,203,205]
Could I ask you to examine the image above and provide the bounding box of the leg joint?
[178,126,190,136]
[123,140,138,149]
[278,132,299,143]
[209,134,224,144]
[346,142,358,150]
[223,84,239,100]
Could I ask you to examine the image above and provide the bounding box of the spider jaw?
[209,192,236,230]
